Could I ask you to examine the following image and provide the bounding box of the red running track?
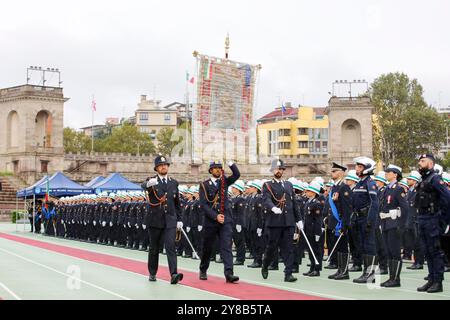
[0,232,328,300]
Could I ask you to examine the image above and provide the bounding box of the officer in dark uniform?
[261,159,301,282]
[374,171,389,274]
[404,171,425,270]
[246,181,265,268]
[352,156,380,284]
[198,160,240,283]
[141,154,184,285]
[379,165,409,287]
[414,154,450,293]
[327,162,353,280]
[230,180,247,265]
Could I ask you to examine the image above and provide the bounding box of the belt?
[380,209,401,220]
[355,207,369,217]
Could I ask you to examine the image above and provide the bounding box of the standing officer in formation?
[261,159,301,282]
[198,160,240,283]
[414,154,450,293]
[352,156,380,284]
[327,162,353,280]
[141,154,184,285]
[378,165,409,287]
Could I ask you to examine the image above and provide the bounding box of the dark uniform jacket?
[303,197,325,238]
[198,164,240,227]
[262,179,301,228]
[379,182,409,231]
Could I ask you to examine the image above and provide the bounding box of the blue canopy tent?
[16,172,93,198]
[90,173,142,194]
[84,176,105,188]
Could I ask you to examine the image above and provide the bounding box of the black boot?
[380,259,392,287]
[427,281,443,293]
[417,280,433,292]
[328,252,342,279]
[334,252,350,280]
[353,255,377,284]
[384,260,402,288]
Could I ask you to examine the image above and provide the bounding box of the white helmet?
[354,156,376,175]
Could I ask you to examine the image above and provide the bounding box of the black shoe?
[308,270,320,277]
[268,265,279,271]
[284,274,298,282]
[226,275,239,283]
[324,264,338,270]
[348,265,362,272]
[407,264,423,270]
[233,260,244,266]
[292,267,299,274]
[183,254,192,258]
[261,267,268,279]
[148,275,156,282]
[199,272,207,280]
[424,276,429,281]
[427,282,443,293]
[170,273,184,285]
[303,270,313,276]
[328,270,340,279]
[247,262,262,268]
[417,280,433,292]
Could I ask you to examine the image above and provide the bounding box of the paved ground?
[0,222,449,300]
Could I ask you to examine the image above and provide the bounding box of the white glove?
[135,224,139,229]
[102,221,106,227]
[177,221,183,229]
[445,224,449,234]
[256,228,262,237]
[321,228,325,233]
[93,221,97,226]
[146,178,158,188]
[236,224,242,233]
[198,225,203,232]
[271,207,282,214]
[296,221,304,230]
[293,233,299,241]
[61,220,64,224]
[72,219,75,224]
[142,224,147,230]
[228,161,234,167]
[83,222,87,226]
[315,235,321,242]
[109,222,113,227]
[127,222,131,227]
[186,227,191,233]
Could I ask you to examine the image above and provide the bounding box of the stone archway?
[35,110,53,147]
[341,118,361,153]
[6,110,19,148]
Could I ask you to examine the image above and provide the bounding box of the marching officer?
[141,154,184,285]
[261,159,302,282]
[198,160,240,283]
[379,165,409,287]
[230,180,247,265]
[415,154,450,293]
[327,162,353,280]
[352,156,380,284]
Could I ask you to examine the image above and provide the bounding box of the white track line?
[1,235,235,300]
[0,281,21,300]
[0,247,131,300]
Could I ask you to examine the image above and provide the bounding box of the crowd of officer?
[30,153,450,292]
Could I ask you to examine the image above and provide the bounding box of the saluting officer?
[379,165,409,287]
[141,154,184,285]
[198,160,240,283]
[327,162,353,280]
[261,159,302,282]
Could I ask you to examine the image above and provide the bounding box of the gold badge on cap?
[161,157,166,162]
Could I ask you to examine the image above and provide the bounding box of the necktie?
[162,178,167,185]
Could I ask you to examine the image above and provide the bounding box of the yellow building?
[257,105,329,158]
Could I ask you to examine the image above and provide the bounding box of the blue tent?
[84,176,105,188]
[90,173,142,194]
[16,172,93,198]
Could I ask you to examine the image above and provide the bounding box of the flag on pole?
[45,175,49,209]
[281,102,286,115]
[91,98,97,112]
[186,72,194,84]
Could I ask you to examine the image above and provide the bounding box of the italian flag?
[203,60,212,80]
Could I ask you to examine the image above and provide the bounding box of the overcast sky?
[1,0,449,129]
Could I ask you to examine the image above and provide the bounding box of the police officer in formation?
[141,154,184,285]
[39,153,450,293]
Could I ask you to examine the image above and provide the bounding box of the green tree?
[63,127,91,153]
[96,123,156,155]
[156,128,183,156]
[371,72,447,169]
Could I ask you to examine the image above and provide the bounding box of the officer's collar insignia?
[209,181,212,185]
[440,180,445,185]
